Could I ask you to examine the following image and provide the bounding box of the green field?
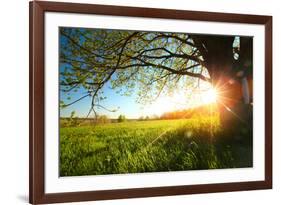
[60,117,252,176]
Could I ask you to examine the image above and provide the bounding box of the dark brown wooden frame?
[29,1,272,204]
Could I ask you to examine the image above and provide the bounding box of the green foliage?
[59,117,252,176]
[59,27,210,110]
[59,100,67,109]
[117,114,126,122]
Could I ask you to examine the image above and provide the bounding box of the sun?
[201,88,218,104]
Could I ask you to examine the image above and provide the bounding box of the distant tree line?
[60,103,218,127]
[159,104,218,120]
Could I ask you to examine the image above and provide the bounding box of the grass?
[60,116,252,176]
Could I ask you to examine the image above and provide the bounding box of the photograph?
[28,1,272,203]
[59,27,253,177]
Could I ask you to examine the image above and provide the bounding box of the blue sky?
[60,79,148,119]
[59,75,214,119]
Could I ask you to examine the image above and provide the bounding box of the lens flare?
[202,88,217,104]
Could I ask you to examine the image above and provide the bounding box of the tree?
[97,115,110,124]
[67,111,79,127]
[117,115,126,123]
[190,35,253,128]
[59,27,253,129]
[138,116,144,121]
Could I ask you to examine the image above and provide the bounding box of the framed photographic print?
[29,1,272,204]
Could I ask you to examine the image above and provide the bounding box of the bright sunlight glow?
[140,85,218,117]
[201,88,218,104]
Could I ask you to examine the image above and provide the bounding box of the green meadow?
[60,116,252,176]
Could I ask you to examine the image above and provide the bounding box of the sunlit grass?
[60,116,252,176]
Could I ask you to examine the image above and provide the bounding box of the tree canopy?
[59,27,252,118]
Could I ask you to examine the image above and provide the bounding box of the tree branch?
[63,93,90,107]
[128,55,211,82]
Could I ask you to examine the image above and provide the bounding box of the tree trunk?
[193,35,253,138]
